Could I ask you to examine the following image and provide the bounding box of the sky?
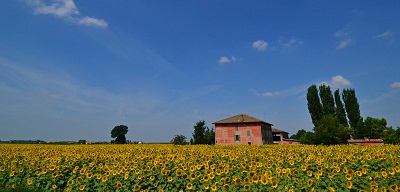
[0,0,399,143]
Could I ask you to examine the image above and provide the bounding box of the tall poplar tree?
[307,85,323,127]
[319,85,336,116]
[342,89,362,138]
[334,89,348,126]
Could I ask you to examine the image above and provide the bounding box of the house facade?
[347,138,384,146]
[213,114,273,145]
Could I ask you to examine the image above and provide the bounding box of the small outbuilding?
[347,138,384,146]
[213,114,273,145]
[272,128,300,145]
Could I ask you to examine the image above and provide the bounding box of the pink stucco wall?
[215,123,272,145]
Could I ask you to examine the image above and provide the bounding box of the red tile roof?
[213,114,272,125]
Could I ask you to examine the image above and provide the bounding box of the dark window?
[234,135,240,141]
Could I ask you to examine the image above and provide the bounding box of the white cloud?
[276,37,303,48]
[78,16,108,28]
[318,75,351,89]
[331,75,351,88]
[31,0,79,17]
[26,0,108,28]
[252,40,268,51]
[335,30,353,49]
[263,92,280,97]
[390,82,400,88]
[375,31,393,39]
[218,56,236,64]
[336,39,353,49]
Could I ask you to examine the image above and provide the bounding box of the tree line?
[290,84,400,144]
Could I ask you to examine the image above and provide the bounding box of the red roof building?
[272,128,300,145]
[347,138,384,146]
[213,114,273,145]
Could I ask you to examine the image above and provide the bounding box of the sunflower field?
[1,144,399,192]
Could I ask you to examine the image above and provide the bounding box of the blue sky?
[0,0,399,142]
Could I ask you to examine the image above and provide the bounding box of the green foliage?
[191,120,215,145]
[77,139,86,144]
[111,125,128,144]
[192,120,206,144]
[300,131,317,144]
[170,134,187,145]
[334,89,348,126]
[319,84,336,116]
[289,129,307,140]
[383,126,400,144]
[342,89,361,137]
[364,117,387,139]
[313,115,340,145]
[307,85,324,127]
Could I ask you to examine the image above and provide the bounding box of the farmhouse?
[213,114,273,145]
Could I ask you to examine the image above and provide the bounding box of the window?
[247,130,251,136]
[234,135,240,141]
[235,125,238,131]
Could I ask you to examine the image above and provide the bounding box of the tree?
[307,85,324,127]
[383,126,400,144]
[111,125,128,144]
[204,127,215,145]
[364,117,387,139]
[313,115,340,145]
[192,120,207,144]
[171,135,187,145]
[300,131,317,145]
[334,89,348,127]
[290,129,307,140]
[319,85,336,116]
[78,139,86,144]
[342,89,361,138]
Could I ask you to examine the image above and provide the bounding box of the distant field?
[0,144,399,191]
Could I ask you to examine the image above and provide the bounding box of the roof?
[213,114,272,125]
[272,127,288,133]
[347,138,384,143]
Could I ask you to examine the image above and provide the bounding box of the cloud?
[78,16,108,28]
[375,31,393,39]
[390,82,400,88]
[276,37,303,48]
[26,0,108,28]
[318,75,351,89]
[252,40,268,51]
[263,92,280,97]
[335,30,353,49]
[218,56,236,64]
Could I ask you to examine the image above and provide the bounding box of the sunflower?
[150,175,155,181]
[67,179,74,186]
[307,179,314,187]
[381,171,387,177]
[190,173,196,180]
[203,175,209,182]
[390,184,398,191]
[328,187,335,192]
[176,169,183,176]
[204,183,210,189]
[158,190,164,192]
[272,180,278,189]
[77,176,83,182]
[102,176,108,182]
[261,176,268,185]
[186,183,193,190]
[27,178,33,186]
[9,171,14,177]
[211,185,218,191]
[133,184,141,191]
[307,170,313,177]
[52,172,58,178]
[79,185,85,191]
[223,184,230,190]
[347,181,352,189]
[116,181,122,189]
[52,184,57,189]
[345,173,352,180]
[244,184,251,191]
[168,176,173,182]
